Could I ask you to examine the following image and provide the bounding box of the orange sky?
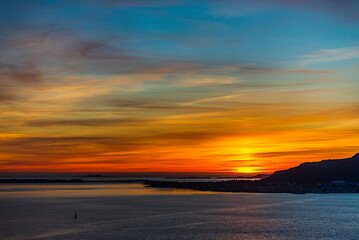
[1,88,358,174]
[0,1,358,174]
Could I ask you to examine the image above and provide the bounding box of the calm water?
[1,183,359,240]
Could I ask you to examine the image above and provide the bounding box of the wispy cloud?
[300,47,359,66]
[221,65,333,75]
[0,92,15,103]
[25,118,150,127]
[0,63,43,83]
[183,94,244,105]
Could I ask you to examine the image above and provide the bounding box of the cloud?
[1,25,138,70]
[0,92,15,103]
[221,65,333,74]
[102,96,224,112]
[0,63,44,104]
[0,25,195,80]
[26,118,149,127]
[0,136,122,159]
[0,136,115,146]
[65,41,135,61]
[183,94,244,105]
[0,63,43,83]
[300,47,359,66]
[173,76,240,87]
[252,145,359,166]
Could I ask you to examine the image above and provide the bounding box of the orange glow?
[234,167,261,174]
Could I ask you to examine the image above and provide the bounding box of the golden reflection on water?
[0,183,214,198]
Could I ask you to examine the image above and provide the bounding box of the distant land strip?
[145,180,359,194]
[0,179,145,183]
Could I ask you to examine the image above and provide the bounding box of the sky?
[0,0,358,174]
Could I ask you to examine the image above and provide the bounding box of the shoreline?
[145,180,359,194]
[0,179,145,184]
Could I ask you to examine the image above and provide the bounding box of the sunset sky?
[0,0,358,174]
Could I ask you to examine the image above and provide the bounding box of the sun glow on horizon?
[234,166,261,174]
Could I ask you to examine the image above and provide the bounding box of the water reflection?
[1,184,359,240]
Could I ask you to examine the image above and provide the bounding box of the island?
[146,153,359,194]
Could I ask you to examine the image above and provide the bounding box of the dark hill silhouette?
[264,153,359,183]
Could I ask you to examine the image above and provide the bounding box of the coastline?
[145,180,359,194]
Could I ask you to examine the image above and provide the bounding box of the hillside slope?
[264,153,359,183]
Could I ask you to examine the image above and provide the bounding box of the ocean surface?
[1,183,359,240]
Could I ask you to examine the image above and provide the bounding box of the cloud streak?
[301,47,359,66]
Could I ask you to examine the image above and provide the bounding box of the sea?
[1,179,359,240]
